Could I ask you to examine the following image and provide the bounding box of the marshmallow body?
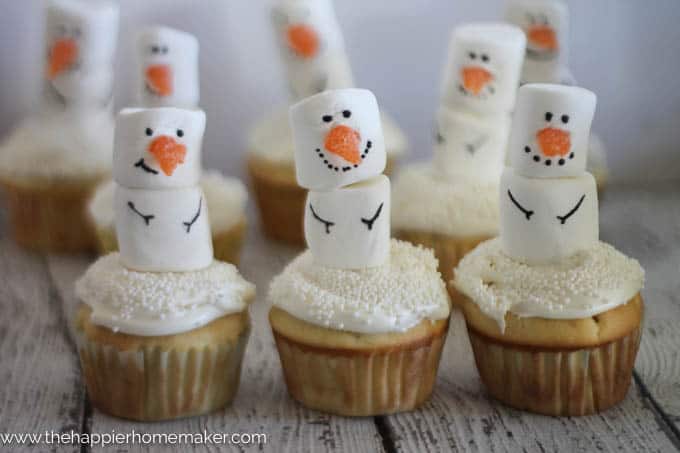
[115,185,213,272]
[508,84,596,178]
[136,26,199,108]
[500,168,598,265]
[432,107,511,184]
[505,0,569,84]
[291,88,385,191]
[304,175,390,269]
[441,23,526,115]
[113,107,206,189]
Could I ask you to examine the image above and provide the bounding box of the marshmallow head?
[432,107,511,184]
[508,84,596,178]
[291,88,385,190]
[305,175,390,269]
[113,107,206,189]
[442,23,526,114]
[505,0,569,83]
[115,185,213,272]
[136,26,200,108]
[500,168,598,265]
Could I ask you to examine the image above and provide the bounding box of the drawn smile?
[134,158,158,175]
[314,140,372,173]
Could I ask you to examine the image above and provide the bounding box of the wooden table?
[1,181,679,452]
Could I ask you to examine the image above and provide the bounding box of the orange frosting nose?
[461,66,493,95]
[324,125,361,165]
[287,24,319,58]
[148,136,187,176]
[145,64,173,97]
[46,38,78,80]
[537,127,571,157]
[528,25,558,51]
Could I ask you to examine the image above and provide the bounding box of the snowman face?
[136,27,199,108]
[442,23,526,115]
[506,0,568,65]
[44,0,118,81]
[113,107,206,189]
[291,88,386,191]
[509,84,596,178]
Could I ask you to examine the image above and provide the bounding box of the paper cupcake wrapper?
[467,324,642,416]
[76,324,250,421]
[272,324,447,416]
[1,177,102,252]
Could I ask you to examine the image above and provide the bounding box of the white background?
[1,0,679,182]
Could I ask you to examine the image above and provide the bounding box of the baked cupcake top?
[76,253,255,336]
[453,238,643,331]
[269,239,450,334]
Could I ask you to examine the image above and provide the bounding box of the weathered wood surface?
[1,181,680,452]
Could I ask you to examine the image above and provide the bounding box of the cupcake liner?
[467,324,642,416]
[0,176,102,252]
[271,321,448,416]
[76,312,250,421]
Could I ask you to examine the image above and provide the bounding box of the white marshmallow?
[505,0,569,84]
[136,26,200,108]
[305,175,390,269]
[441,23,526,115]
[500,168,598,265]
[508,84,596,178]
[432,107,511,184]
[272,0,353,100]
[115,185,213,272]
[291,88,385,191]
[113,107,206,189]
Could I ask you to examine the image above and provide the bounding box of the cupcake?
[505,0,609,190]
[75,106,255,421]
[248,0,407,245]
[453,84,644,416]
[269,88,450,416]
[87,26,248,264]
[393,23,526,301]
[0,0,118,252]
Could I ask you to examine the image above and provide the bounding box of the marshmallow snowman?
[441,23,526,115]
[113,107,212,272]
[43,0,119,107]
[272,0,354,100]
[136,26,199,108]
[500,84,598,265]
[505,0,570,84]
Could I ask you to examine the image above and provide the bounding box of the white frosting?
[269,239,450,334]
[392,162,499,237]
[0,109,113,180]
[453,238,644,331]
[247,106,407,164]
[89,170,247,233]
[76,253,255,336]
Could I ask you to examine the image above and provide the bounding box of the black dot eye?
[162,46,169,54]
[151,45,160,54]
[342,110,351,118]
[468,52,477,60]
[481,54,489,62]
[322,115,333,123]
[145,127,153,136]
[545,112,553,122]
[561,115,569,124]
[176,129,184,137]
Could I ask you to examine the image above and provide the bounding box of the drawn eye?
[151,45,160,54]
[481,54,489,62]
[176,129,184,137]
[468,51,477,60]
[322,115,333,123]
[162,46,169,54]
[545,112,553,122]
[561,115,570,124]
[145,127,153,136]
[342,110,351,118]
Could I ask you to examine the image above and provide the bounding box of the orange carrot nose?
[537,127,571,157]
[528,25,558,51]
[46,38,78,80]
[324,125,361,165]
[145,64,173,97]
[148,135,187,176]
[461,66,493,95]
[287,24,319,58]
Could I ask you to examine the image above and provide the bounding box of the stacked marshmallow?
[434,23,526,184]
[500,84,598,264]
[113,107,213,272]
[291,88,389,269]
[272,0,354,101]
